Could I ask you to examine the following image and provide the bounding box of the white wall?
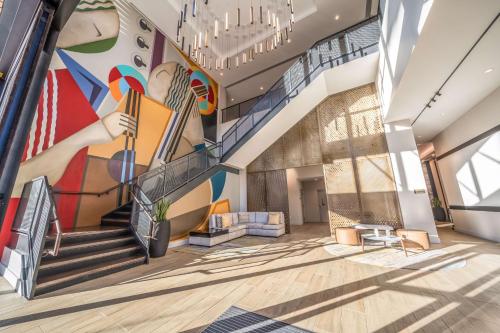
[433,87,500,242]
[377,0,434,118]
[286,165,324,225]
[385,120,440,243]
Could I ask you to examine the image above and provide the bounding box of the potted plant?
[431,197,446,221]
[150,198,171,258]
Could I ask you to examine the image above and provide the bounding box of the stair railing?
[221,16,380,157]
[10,176,61,299]
[129,143,221,258]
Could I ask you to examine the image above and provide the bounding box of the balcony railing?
[221,17,380,157]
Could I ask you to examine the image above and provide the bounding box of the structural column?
[384,119,440,243]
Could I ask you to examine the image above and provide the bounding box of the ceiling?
[128,0,378,105]
[383,0,500,143]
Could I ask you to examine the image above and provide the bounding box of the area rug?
[202,306,313,333]
[323,244,467,271]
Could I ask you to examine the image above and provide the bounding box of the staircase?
[220,17,380,167]
[101,202,133,228]
[35,225,145,297]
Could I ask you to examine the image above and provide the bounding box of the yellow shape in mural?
[88,92,175,166]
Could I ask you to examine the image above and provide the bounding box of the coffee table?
[188,228,229,247]
[361,234,407,256]
[189,228,228,238]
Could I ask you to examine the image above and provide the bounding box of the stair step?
[101,220,131,228]
[38,245,142,278]
[35,255,146,296]
[45,228,129,247]
[44,236,137,260]
[101,217,130,223]
[109,211,131,216]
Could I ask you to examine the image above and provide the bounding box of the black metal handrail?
[10,176,60,299]
[221,16,380,157]
[129,143,221,258]
[221,94,263,123]
[135,143,221,205]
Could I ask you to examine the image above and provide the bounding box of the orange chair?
[335,227,360,245]
[396,229,430,251]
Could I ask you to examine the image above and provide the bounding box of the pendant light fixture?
[174,0,295,74]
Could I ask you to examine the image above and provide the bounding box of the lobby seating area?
[335,224,431,257]
[188,212,286,247]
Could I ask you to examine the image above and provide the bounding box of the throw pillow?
[215,216,223,229]
[268,213,281,225]
[238,212,250,223]
[221,214,232,228]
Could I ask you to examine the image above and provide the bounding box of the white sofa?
[188,212,286,247]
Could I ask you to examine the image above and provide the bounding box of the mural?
[57,0,120,53]
[0,0,237,255]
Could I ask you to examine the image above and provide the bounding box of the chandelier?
[174,0,295,72]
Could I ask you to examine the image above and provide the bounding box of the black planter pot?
[432,207,446,221]
[150,220,171,258]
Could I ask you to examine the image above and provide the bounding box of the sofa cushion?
[254,212,268,224]
[214,216,223,229]
[262,224,283,230]
[221,214,233,228]
[268,213,281,225]
[244,223,264,229]
[238,212,251,223]
[228,225,246,232]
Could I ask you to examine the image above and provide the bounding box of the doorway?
[300,178,328,223]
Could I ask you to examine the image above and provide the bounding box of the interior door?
[317,189,328,222]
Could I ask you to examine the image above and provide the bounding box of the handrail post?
[162,164,167,197]
[186,154,190,181]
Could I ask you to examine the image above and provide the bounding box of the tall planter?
[432,207,446,222]
[150,220,171,258]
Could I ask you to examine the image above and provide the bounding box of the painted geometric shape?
[189,69,217,116]
[88,93,174,166]
[56,49,109,111]
[57,0,119,53]
[108,65,147,101]
[22,69,99,162]
[210,170,226,202]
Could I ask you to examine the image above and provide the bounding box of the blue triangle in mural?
[56,49,109,111]
[210,170,226,202]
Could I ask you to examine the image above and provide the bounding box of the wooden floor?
[0,223,499,332]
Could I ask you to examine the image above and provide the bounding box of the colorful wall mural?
[0,0,238,255]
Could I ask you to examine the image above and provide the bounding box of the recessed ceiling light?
[287,39,292,43]
[440,113,445,116]
[260,86,264,90]
[418,135,422,138]
[484,68,494,74]
[219,72,223,76]
[334,15,340,20]
[231,98,234,101]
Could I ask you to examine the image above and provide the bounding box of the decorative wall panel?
[300,111,322,166]
[264,138,286,171]
[317,94,351,163]
[265,170,290,233]
[247,172,267,212]
[320,84,402,232]
[247,170,290,233]
[247,83,402,236]
[283,123,303,168]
